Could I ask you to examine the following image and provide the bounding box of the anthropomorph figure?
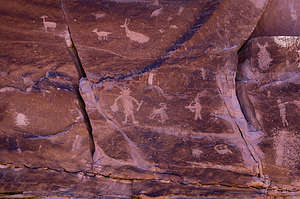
[111,88,143,125]
[277,99,288,127]
[185,93,202,120]
[149,103,168,124]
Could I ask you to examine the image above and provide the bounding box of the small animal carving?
[149,103,168,124]
[92,28,112,40]
[151,7,163,17]
[120,18,150,44]
[214,144,233,155]
[40,15,56,32]
[92,13,106,19]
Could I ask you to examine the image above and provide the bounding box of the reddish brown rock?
[253,0,300,36]
[0,0,92,174]
[70,0,270,193]
[237,36,300,187]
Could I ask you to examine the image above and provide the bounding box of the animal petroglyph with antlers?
[120,18,150,44]
[40,15,56,32]
[92,28,112,40]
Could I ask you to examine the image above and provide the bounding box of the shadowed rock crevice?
[60,0,95,159]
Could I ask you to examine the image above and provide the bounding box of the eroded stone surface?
[70,0,270,190]
[0,0,91,173]
[237,36,300,186]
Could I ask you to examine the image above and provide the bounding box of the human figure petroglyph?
[40,15,56,32]
[120,18,150,44]
[148,72,154,85]
[92,28,112,41]
[111,88,143,124]
[214,144,233,155]
[277,99,288,127]
[185,93,202,120]
[149,103,168,123]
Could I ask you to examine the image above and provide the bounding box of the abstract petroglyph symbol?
[152,0,160,6]
[151,7,163,17]
[92,28,112,41]
[148,72,154,85]
[149,103,168,123]
[289,2,298,21]
[111,88,143,124]
[214,144,233,155]
[277,99,288,127]
[177,6,184,16]
[185,93,202,120]
[120,18,150,43]
[40,16,56,32]
[92,13,106,19]
[257,42,272,70]
[15,113,29,127]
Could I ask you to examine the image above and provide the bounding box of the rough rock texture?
[2,0,300,198]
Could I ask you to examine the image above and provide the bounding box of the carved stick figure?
[185,93,202,120]
[111,88,143,125]
[149,103,168,124]
[277,99,288,127]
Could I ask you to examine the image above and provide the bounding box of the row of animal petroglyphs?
[90,4,186,42]
[110,73,204,125]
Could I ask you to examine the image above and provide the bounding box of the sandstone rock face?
[2,0,300,198]
[237,36,300,185]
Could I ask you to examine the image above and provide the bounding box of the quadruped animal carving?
[111,88,143,125]
[40,15,56,32]
[214,144,233,155]
[92,28,112,40]
[149,103,168,124]
[120,18,150,44]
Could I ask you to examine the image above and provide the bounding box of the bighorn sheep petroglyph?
[92,28,112,40]
[40,15,56,32]
[120,18,149,44]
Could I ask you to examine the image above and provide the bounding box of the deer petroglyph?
[92,28,112,40]
[40,15,56,32]
[111,88,143,125]
[185,93,202,120]
[120,18,150,44]
[149,103,168,124]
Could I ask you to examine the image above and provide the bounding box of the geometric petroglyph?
[257,42,272,71]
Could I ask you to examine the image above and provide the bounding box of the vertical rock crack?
[60,0,95,159]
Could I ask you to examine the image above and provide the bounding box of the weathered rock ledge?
[1,0,300,198]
